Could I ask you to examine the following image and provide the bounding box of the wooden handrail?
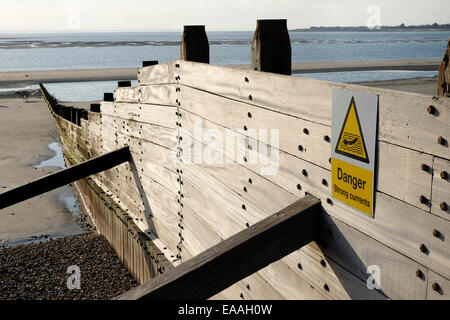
[116,194,321,300]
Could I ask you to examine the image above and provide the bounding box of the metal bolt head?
[438,136,446,146]
[433,229,441,238]
[419,244,427,253]
[441,171,449,180]
[420,196,428,204]
[432,282,440,292]
[428,105,436,114]
[441,202,448,211]
[421,164,430,172]
[416,270,423,278]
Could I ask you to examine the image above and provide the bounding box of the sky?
[0,0,449,32]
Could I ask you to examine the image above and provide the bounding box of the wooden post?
[71,107,77,124]
[116,195,321,300]
[118,81,132,88]
[251,19,292,75]
[104,93,114,102]
[142,61,158,67]
[81,110,88,121]
[90,103,101,113]
[438,39,450,97]
[180,25,210,64]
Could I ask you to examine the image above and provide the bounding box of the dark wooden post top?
[438,39,450,97]
[251,19,292,75]
[180,25,210,64]
[142,60,158,67]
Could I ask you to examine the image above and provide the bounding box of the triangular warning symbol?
[335,97,369,163]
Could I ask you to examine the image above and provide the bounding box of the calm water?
[0,31,448,100]
[0,31,448,71]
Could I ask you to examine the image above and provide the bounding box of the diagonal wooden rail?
[0,146,131,211]
[116,194,321,300]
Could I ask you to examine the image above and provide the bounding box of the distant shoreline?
[292,24,450,32]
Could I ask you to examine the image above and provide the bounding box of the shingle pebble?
[0,234,138,300]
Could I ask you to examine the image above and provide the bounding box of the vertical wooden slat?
[251,19,292,75]
[438,39,450,96]
[180,25,210,63]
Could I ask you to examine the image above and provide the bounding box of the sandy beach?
[0,59,441,88]
[0,96,87,244]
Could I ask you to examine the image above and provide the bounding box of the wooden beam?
[116,194,321,300]
[180,25,210,64]
[438,39,450,96]
[0,147,131,211]
[251,19,292,75]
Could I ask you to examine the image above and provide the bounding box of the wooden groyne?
[33,22,450,300]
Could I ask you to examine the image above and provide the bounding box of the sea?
[0,30,448,101]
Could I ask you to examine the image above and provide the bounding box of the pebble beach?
[0,234,137,300]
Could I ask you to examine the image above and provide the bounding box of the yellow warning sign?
[332,158,373,217]
[335,97,369,164]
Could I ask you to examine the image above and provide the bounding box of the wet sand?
[0,96,87,244]
[358,76,438,95]
[0,59,441,88]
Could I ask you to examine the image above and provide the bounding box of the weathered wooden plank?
[101,114,178,151]
[138,62,176,86]
[377,142,433,211]
[171,107,450,281]
[180,168,389,299]
[139,61,450,159]
[257,260,328,300]
[92,173,183,264]
[101,131,178,173]
[0,147,130,211]
[210,271,288,300]
[179,204,287,300]
[181,160,429,299]
[174,127,450,289]
[115,84,178,106]
[284,246,387,300]
[101,102,178,129]
[427,271,450,300]
[431,157,450,220]
[317,214,427,300]
[116,195,321,300]
[172,91,433,210]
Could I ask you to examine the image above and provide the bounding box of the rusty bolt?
[427,105,436,114]
[433,229,441,238]
[421,164,430,172]
[441,202,448,211]
[441,171,449,180]
[416,270,423,278]
[419,244,427,253]
[432,282,440,292]
[438,136,446,146]
[420,196,428,204]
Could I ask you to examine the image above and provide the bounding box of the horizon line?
[1,22,449,34]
